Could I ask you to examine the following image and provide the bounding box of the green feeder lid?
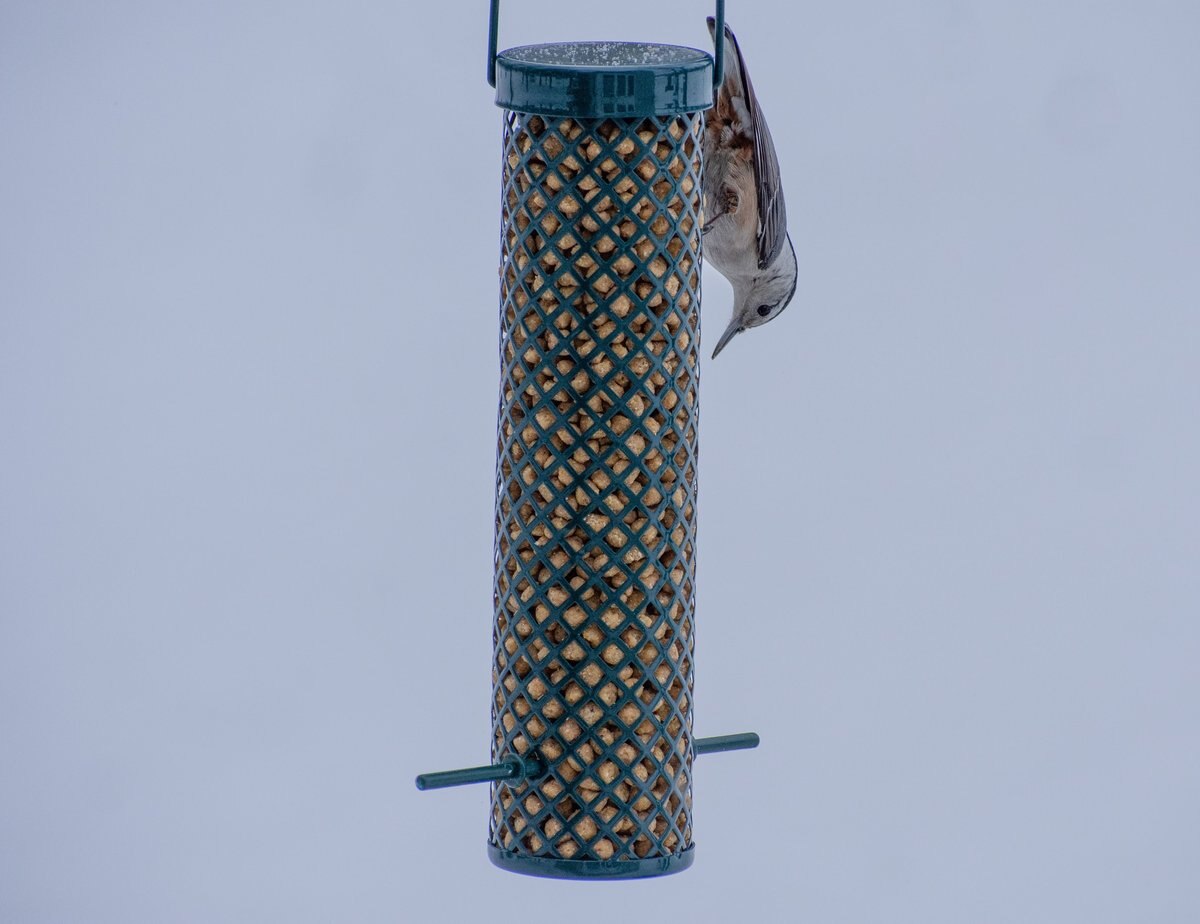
[494,42,714,118]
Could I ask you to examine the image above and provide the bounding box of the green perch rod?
[416,733,758,791]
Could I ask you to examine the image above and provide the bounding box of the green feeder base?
[488,843,695,880]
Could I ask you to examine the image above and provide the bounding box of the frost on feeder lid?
[494,41,713,117]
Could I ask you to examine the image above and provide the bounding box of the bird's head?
[711,235,798,359]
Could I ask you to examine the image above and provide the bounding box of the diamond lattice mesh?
[490,111,703,864]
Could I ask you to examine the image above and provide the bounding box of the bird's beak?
[711,319,743,359]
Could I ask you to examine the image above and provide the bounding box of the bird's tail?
[706,16,750,108]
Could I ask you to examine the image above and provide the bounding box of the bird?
[702,17,797,359]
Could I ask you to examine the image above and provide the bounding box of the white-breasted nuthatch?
[702,18,797,358]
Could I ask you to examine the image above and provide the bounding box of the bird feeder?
[416,0,758,880]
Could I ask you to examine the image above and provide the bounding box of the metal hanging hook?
[487,0,725,89]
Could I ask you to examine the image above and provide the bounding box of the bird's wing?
[723,26,787,269]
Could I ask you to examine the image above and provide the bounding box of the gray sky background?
[2,1,1198,921]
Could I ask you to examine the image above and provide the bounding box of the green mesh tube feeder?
[415,0,758,881]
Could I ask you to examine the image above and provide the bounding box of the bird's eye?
[756,304,772,317]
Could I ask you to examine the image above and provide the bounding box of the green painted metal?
[488,843,695,881]
[415,754,545,792]
[494,43,713,119]
[412,5,759,881]
[486,0,725,90]
[415,734,758,791]
[694,732,760,755]
[488,79,710,875]
[713,0,725,86]
[487,0,501,87]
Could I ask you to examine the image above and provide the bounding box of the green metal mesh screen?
[490,111,703,867]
